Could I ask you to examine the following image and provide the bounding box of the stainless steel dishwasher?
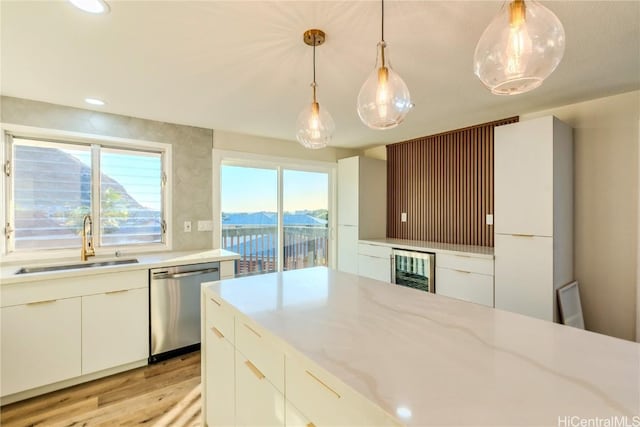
[149,262,220,363]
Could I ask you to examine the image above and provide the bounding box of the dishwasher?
[149,262,220,363]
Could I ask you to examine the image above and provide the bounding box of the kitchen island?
[202,267,639,426]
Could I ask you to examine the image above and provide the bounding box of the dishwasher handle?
[152,267,219,280]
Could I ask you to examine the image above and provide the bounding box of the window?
[4,132,169,253]
[215,151,334,277]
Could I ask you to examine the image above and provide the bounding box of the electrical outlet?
[401,212,407,222]
[184,221,192,232]
[486,214,494,225]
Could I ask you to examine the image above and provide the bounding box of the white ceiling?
[1,1,639,148]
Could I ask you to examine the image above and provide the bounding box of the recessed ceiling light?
[85,98,105,106]
[69,0,110,14]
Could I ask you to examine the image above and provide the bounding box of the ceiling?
[1,1,639,149]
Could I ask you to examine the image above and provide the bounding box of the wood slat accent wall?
[386,117,519,247]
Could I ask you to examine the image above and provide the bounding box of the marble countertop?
[206,267,639,426]
[0,249,239,285]
[359,238,494,258]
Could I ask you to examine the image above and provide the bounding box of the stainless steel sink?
[15,259,139,275]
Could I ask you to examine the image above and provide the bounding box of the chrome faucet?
[81,214,96,261]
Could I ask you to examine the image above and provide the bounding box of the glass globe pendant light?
[474,0,565,95]
[296,29,335,149]
[357,0,412,130]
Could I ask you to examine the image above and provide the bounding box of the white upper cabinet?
[337,156,359,226]
[494,116,555,236]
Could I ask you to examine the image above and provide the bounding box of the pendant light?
[474,0,565,95]
[357,0,412,130]
[296,29,335,149]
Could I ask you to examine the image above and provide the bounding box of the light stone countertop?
[205,267,639,426]
[359,238,494,258]
[0,249,239,286]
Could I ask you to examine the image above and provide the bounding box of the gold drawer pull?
[511,233,534,238]
[209,297,221,306]
[453,269,472,274]
[306,370,340,399]
[210,326,224,339]
[307,424,316,427]
[106,289,128,295]
[26,299,56,306]
[244,360,265,380]
[244,323,262,338]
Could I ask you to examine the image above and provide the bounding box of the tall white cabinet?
[337,156,386,274]
[494,115,573,322]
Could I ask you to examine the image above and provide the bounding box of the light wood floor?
[0,351,202,427]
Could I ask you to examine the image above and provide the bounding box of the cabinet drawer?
[235,317,284,392]
[285,356,399,427]
[357,243,392,258]
[357,254,391,283]
[436,253,493,275]
[206,293,235,345]
[436,267,494,307]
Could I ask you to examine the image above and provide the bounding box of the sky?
[221,165,328,213]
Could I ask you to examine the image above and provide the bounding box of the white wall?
[213,130,358,162]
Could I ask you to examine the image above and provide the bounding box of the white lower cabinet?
[235,351,285,427]
[436,268,494,307]
[205,328,235,427]
[435,254,494,307]
[357,243,392,282]
[81,287,148,374]
[1,298,81,396]
[203,291,400,427]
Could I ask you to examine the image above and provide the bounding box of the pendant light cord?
[381,0,385,42]
[312,36,317,103]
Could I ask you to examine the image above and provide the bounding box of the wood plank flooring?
[0,351,202,427]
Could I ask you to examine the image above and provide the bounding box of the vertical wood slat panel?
[386,117,518,247]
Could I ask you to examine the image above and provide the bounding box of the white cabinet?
[357,243,392,282]
[494,116,573,322]
[205,327,235,427]
[1,269,148,400]
[220,260,235,279]
[203,292,236,427]
[338,225,358,274]
[435,253,494,307]
[494,234,554,320]
[1,298,81,396]
[235,350,285,427]
[81,287,148,374]
[202,288,400,427]
[337,156,386,273]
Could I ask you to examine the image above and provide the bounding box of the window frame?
[212,149,337,272]
[0,123,172,262]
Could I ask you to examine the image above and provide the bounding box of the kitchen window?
[2,128,170,255]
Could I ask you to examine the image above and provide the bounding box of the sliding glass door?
[219,160,332,277]
[283,169,329,271]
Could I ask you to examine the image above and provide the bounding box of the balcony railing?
[222,225,328,276]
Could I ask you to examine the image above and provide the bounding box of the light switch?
[401,212,407,222]
[184,221,192,232]
[486,214,494,225]
[198,220,213,231]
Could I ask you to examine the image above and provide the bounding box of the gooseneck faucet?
[81,214,96,261]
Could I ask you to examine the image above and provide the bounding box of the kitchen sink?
[15,259,139,275]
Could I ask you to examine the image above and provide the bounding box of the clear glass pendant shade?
[357,41,412,130]
[296,97,335,150]
[474,0,565,95]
